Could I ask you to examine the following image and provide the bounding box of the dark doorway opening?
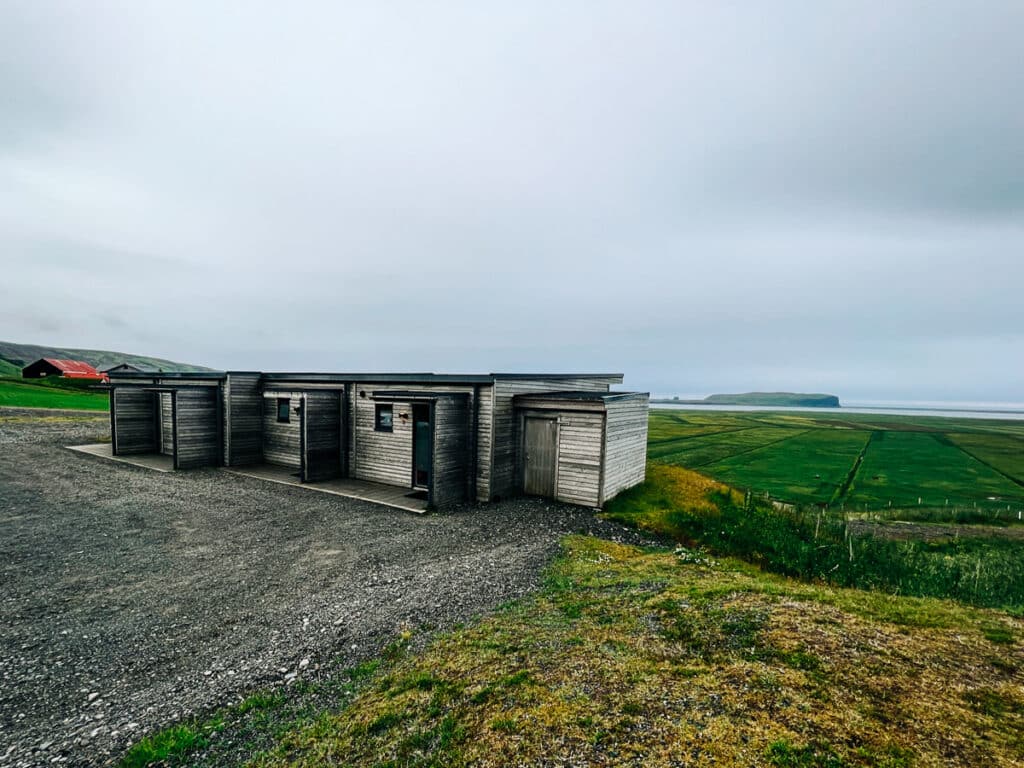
[412,403,431,490]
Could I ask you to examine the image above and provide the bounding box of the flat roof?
[135,384,220,391]
[261,372,492,384]
[371,390,471,400]
[108,371,623,385]
[109,371,228,380]
[261,372,622,383]
[513,390,649,402]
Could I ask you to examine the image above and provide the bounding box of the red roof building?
[22,358,108,381]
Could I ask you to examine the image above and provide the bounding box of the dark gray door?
[112,389,158,455]
[303,391,342,482]
[413,403,432,489]
[523,416,557,497]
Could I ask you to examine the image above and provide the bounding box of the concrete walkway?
[65,444,428,513]
[224,464,429,514]
[67,443,174,472]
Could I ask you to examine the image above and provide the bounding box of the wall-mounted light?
[399,411,409,424]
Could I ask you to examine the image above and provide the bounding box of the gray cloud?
[1,1,1022,401]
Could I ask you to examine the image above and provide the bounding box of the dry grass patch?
[251,537,1023,767]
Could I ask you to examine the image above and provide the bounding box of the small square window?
[375,403,393,432]
[277,397,290,423]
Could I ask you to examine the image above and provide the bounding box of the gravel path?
[0,411,654,767]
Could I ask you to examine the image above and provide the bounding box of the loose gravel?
[0,410,657,767]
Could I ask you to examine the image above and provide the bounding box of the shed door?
[303,391,342,482]
[523,416,557,497]
[412,403,432,489]
[159,392,174,456]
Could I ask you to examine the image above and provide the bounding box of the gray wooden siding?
[159,392,173,455]
[263,394,302,469]
[113,389,157,455]
[474,388,492,502]
[224,373,262,466]
[303,390,343,482]
[155,377,222,388]
[491,377,620,499]
[552,411,604,507]
[351,393,413,487]
[175,389,221,469]
[431,397,469,508]
[343,383,490,498]
[601,395,649,502]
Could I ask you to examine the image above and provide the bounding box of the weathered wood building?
[106,371,649,509]
[99,362,151,375]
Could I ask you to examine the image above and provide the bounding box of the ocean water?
[651,400,1024,421]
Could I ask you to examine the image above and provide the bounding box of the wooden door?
[412,403,432,489]
[111,389,158,455]
[523,416,557,497]
[159,392,174,456]
[302,391,342,482]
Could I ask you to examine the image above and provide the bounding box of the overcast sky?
[2,2,1022,401]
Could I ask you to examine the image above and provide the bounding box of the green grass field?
[949,432,1024,485]
[848,431,1021,510]
[647,411,751,443]
[650,426,799,467]
[0,378,109,410]
[709,428,870,504]
[649,409,1024,513]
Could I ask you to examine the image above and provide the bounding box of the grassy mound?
[604,464,1024,611]
[248,536,1023,767]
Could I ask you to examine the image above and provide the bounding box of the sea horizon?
[650,397,1024,421]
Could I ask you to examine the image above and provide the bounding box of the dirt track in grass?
[847,518,1024,541]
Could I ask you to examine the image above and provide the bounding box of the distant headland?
[653,392,841,408]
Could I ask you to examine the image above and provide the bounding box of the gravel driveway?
[0,411,651,767]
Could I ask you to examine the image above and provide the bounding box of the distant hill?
[655,392,841,407]
[704,392,840,407]
[0,340,214,374]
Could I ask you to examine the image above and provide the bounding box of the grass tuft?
[767,740,846,767]
[119,719,223,768]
